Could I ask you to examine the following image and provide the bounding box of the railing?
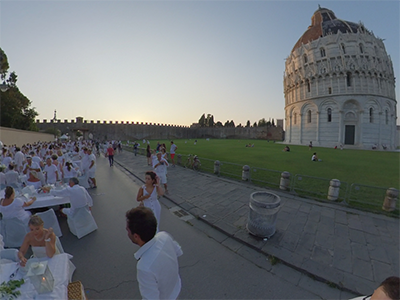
[291,174,349,203]
[122,144,398,217]
[250,167,282,190]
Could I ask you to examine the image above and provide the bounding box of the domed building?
[283,6,397,149]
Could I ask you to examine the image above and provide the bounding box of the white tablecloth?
[25,194,70,210]
[0,253,72,299]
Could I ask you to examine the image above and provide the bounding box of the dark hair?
[313,152,317,155]
[126,207,157,243]
[380,276,400,300]
[69,177,79,185]
[145,171,157,184]
[66,162,72,171]
[8,164,14,170]
[4,186,14,199]
[51,154,58,160]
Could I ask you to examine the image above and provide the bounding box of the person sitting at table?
[63,161,78,182]
[4,164,20,187]
[47,177,93,216]
[44,156,59,184]
[0,186,36,225]
[17,215,57,266]
[22,155,42,189]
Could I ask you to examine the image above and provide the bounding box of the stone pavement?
[113,149,399,296]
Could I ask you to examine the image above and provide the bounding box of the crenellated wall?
[36,117,284,141]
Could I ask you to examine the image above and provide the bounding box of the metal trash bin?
[247,191,281,238]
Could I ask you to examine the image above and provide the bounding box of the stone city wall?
[36,118,284,141]
[0,126,54,147]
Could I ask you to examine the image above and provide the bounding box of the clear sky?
[1,0,399,127]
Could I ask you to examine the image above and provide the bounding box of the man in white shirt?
[49,177,93,216]
[14,147,25,173]
[44,157,59,184]
[153,152,169,193]
[126,207,182,300]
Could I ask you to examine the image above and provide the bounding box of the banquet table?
[0,253,73,299]
[24,193,71,210]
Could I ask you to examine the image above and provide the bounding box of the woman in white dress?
[17,215,58,266]
[0,186,36,225]
[136,171,164,228]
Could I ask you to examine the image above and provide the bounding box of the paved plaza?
[114,148,399,296]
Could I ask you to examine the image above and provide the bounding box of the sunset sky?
[1,1,399,127]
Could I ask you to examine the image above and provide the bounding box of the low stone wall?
[0,127,54,147]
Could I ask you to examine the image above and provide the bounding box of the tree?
[236,123,242,128]
[0,48,38,131]
[198,113,206,127]
[215,121,223,127]
[253,122,257,127]
[207,114,214,127]
[224,120,230,127]
[258,118,267,127]
[246,120,251,127]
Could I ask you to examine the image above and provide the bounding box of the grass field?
[144,138,399,189]
[126,138,399,216]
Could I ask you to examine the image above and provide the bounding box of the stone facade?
[36,117,284,141]
[284,7,397,149]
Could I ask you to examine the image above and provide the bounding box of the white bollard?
[327,179,341,201]
[382,188,398,212]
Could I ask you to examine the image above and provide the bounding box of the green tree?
[198,113,206,127]
[207,114,214,127]
[215,121,223,127]
[253,122,257,127]
[258,118,267,127]
[246,120,251,127]
[0,48,38,131]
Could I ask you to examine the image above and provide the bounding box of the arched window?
[359,43,364,54]
[294,113,297,125]
[346,72,352,87]
[307,110,312,123]
[320,48,326,57]
[341,44,346,54]
[306,80,311,92]
[369,108,373,123]
[385,110,389,125]
[327,108,332,122]
[303,54,308,64]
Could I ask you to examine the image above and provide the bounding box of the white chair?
[0,249,18,262]
[36,209,62,237]
[67,206,98,239]
[1,217,29,248]
[77,174,89,189]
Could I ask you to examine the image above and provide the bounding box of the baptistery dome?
[283,6,397,149]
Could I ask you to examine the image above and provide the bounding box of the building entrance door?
[344,125,355,145]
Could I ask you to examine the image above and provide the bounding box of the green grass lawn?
[146,138,399,189]
[126,138,399,216]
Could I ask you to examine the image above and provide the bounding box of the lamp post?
[53,110,57,140]
[0,83,8,92]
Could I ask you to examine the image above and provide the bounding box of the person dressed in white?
[87,149,97,188]
[136,171,163,228]
[22,156,42,189]
[49,177,93,216]
[13,147,24,173]
[126,207,182,300]
[5,164,20,187]
[44,157,59,184]
[63,162,78,182]
[153,152,169,194]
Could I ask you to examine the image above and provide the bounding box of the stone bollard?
[327,179,341,201]
[279,171,291,190]
[177,154,182,166]
[242,165,250,181]
[382,188,399,212]
[214,160,220,175]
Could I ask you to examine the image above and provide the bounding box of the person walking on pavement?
[106,144,115,167]
[126,206,183,300]
[169,141,177,167]
[153,152,169,194]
